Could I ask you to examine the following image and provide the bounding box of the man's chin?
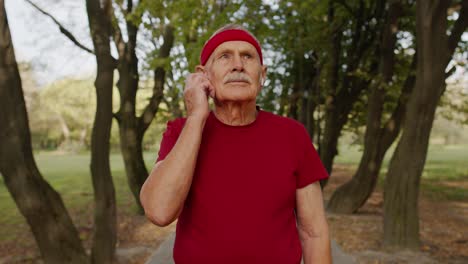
[215,94,257,103]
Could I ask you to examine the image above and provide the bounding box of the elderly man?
[140,24,331,264]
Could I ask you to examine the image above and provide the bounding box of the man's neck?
[213,102,258,126]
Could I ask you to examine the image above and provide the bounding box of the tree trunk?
[319,0,384,184]
[318,2,342,177]
[116,24,174,215]
[306,95,317,140]
[383,0,455,249]
[114,6,146,213]
[303,78,318,139]
[57,113,71,141]
[299,55,318,133]
[138,24,175,137]
[319,86,362,173]
[288,84,300,120]
[327,0,404,213]
[288,53,304,120]
[278,83,289,116]
[112,2,173,214]
[86,0,117,262]
[327,63,415,213]
[0,1,89,262]
[312,64,324,144]
[116,64,147,214]
[79,128,88,149]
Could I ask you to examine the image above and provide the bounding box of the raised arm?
[140,72,214,227]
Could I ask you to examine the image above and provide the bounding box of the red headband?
[200,29,263,66]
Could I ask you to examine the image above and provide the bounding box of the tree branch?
[445,64,457,79]
[380,52,417,147]
[25,0,94,55]
[438,64,458,97]
[109,5,125,58]
[138,25,175,135]
[447,0,468,63]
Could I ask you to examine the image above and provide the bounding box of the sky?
[5,0,95,87]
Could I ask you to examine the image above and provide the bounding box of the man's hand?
[184,73,215,120]
[141,74,212,227]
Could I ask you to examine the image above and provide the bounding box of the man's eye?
[220,53,229,59]
[243,54,252,59]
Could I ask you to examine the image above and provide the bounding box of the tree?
[327,0,411,213]
[85,0,117,262]
[318,0,386,181]
[25,0,175,213]
[110,0,175,214]
[383,0,467,248]
[29,79,96,151]
[327,0,466,214]
[267,0,325,139]
[18,62,39,111]
[0,0,89,262]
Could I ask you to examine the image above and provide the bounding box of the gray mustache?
[224,73,252,84]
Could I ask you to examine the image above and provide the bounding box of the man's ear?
[195,65,205,73]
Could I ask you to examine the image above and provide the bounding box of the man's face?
[200,40,266,104]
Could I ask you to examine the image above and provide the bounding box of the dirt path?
[324,165,468,263]
[0,165,466,263]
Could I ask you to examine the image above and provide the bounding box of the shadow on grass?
[420,180,468,202]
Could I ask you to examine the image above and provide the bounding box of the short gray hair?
[207,24,260,45]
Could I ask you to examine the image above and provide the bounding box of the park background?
[0,0,467,263]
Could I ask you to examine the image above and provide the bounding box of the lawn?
[335,143,468,201]
[0,145,466,243]
[0,151,159,242]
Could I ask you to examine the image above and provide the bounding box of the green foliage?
[28,78,123,151]
[28,79,95,150]
[438,82,468,125]
[26,75,169,151]
[342,0,417,138]
[17,0,468,159]
[39,79,96,128]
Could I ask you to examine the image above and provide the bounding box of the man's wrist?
[186,114,208,128]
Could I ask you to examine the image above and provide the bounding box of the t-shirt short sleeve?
[156,118,186,163]
[295,125,329,188]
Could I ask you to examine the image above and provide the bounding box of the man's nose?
[231,54,244,72]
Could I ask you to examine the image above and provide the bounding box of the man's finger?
[200,80,215,98]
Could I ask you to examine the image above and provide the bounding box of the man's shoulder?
[261,110,306,130]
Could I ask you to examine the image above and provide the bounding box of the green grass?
[420,182,468,201]
[0,151,159,242]
[335,144,468,201]
[0,145,466,242]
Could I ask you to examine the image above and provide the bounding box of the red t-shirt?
[156,108,328,264]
